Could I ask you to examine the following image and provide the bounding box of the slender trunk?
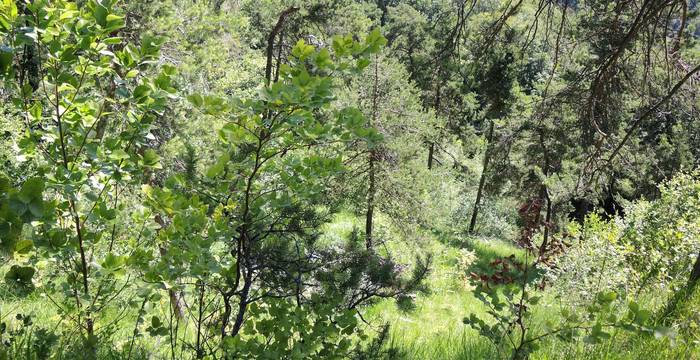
[366,58,379,250]
[540,186,552,257]
[539,131,552,255]
[155,214,187,319]
[220,293,232,338]
[71,202,93,337]
[195,281,205,359]
[468,119,495,234]
[427,143,435,169]
[428,73,442,170]
[265,7,299,87]
[366,153,376,250]
[54,73,94,342]
[273,30,284,83]
[230,268,252,337]
[377,0,388,26]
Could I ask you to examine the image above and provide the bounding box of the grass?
[346,212,699,360]
[2,210,699,359]
[356,212,519,359]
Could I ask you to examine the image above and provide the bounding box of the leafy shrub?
[547,171,700,303]
[545,215,632,305]
[622,171,700,292]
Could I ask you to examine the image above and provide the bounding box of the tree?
[0,0,175,354]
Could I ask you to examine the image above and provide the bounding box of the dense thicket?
[0,0,699,359]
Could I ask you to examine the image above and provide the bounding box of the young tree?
[0,0,175,354]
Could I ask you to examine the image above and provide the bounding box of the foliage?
[465,247,675,359]
[0,0,174,352]
[0,0,699,358]
[545,216,632,305]
[622,172,700,291]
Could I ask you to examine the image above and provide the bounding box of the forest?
[0,0,699,359]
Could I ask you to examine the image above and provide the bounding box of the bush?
[547,171,700,305]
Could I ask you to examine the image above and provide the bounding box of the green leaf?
[206,153,229,178]
[187,94,204,107]
[125,69,139,78]
[133,84,151,99]
[20,178,44,202]
[14,239,33,254]
[364,28,387,53]
[15,27,38,45]
[102,253,127,270]
[3,0,18,20]
[93,2,108,27]
[218,123,245,143]
[103,37,122,45]
[4,265,35,287]
[8,198,27,215]
[291,40,315,61]
[28,199,44,217]
[314,48,332,69]
[0,45,12,76]
[356,58,370,71]
[634,309,651,325]
[105,14,124,31]
[142,149,162,169]
[109,149,130,161]
[151,316,161,328]
[596,291,617,304]
[29,102,42,121]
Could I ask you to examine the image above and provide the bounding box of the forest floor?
[1,212,697,359]
[323,213,700,360]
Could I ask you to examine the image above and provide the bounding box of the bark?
[427,142,435,169]
[265,7,299,86]
[366,59,379,250]
[468,119,494,234]
[540,187,552,257]
[366,152,376,250]
[428,74,442,170]
[539,130,552,255]
[230,253,253,337]
[195,281,205,359]
[224,10,298,336]
[377,0,388,27]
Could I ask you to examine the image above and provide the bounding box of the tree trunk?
[366,152,376,250]
[539,186,552,258]
[230,255,253,337]
[265,7,299,86]
[366,58,379,250]
[377,0,388,27]
[428,73,442,170]
[539,131,552,255]
[468,119,494,234]
[427,142,435,170]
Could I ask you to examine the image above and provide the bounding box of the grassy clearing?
[341,212,698,360]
